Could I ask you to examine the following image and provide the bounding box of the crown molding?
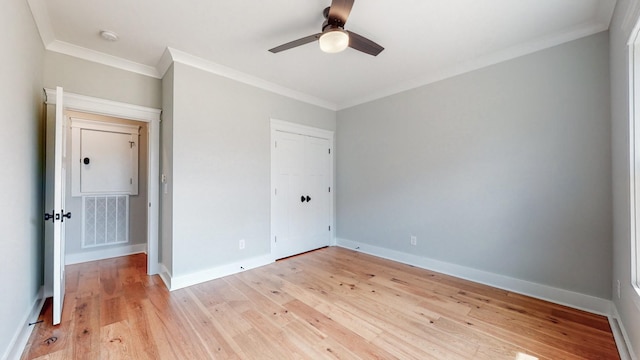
[337,22,611,110]
[164,48,337,110]
[27,0,616,112]
[27,0,160,78]
[156,47,174,78]
[47,40,161,78]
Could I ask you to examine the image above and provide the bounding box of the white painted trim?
[65,243,146,265]
[270,118,335,140]
[43,88,161,276]
[338,26,610,110]
[25,0,160,79]
[44,88,161,122]
[156,48,174,79]
[165,48,337,110]
[2,287,45,360]
[147,118,161,275]
[158,263,172,290]
[335,238,612,315]
[610,304,638,360]
[47,41,160,78]
[69,118,140,133]
[28,0,616,111]
[167,254,273,291]
[627,13,640,315]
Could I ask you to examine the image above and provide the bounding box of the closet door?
[272,130,331,260]
[304,136,331,252]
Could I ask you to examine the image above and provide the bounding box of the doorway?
[43,88,161,299]
[65,111,148,264]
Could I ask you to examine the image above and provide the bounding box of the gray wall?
[0,0,44,357]
[337,32,612,299]
[44,51,162,109]
[610,0,640,356]
[166,62,335,277]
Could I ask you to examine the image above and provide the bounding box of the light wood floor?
[21,247,619,359]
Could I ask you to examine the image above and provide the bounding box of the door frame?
[45,88,162,275]
[270,119,335,262]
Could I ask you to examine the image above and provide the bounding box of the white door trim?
[271,118,335,140]
[270,119,334,262]
[45,88,162,275]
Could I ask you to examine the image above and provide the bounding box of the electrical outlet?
[410,235,417,246]
[617,280,621,299]
[239,239,245,250]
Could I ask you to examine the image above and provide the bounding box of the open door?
[47,86,69,325]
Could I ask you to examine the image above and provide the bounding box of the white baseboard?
[336,238,639,357]
[2,286,46,360]
[167,254,274,291]
[158,263,172,290]
[610,304,638,360]
[65,244,147,265]
[335,238,611,315]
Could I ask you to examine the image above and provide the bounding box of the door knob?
[301,195,306,202]
[44,210,55,223]
[306,195,311,202]
[61,210,72,222]
[83,157,90,165]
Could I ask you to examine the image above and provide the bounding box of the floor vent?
[82,195,129,248]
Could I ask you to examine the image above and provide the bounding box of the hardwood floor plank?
[100,320,134,359]
[123,296,161,360]
[284,299,400,359]
[21,250,620,359]
[70,295,100,359]
[173,288,243,359]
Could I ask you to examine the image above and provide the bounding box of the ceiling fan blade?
[347,30,384,56]
[268,33,322,53]
[328,0,355,26]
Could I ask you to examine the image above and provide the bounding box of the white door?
[272,130,331,259]
[50,86,68,325]
[80,129,136,194]
[304,136,331,251]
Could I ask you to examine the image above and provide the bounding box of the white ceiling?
[27,0,616,110]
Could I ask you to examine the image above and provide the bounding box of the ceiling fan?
[268,0,384,56]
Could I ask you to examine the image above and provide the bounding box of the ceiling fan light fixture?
[319,28,349,53]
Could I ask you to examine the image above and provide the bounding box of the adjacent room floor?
[21,247,619,359]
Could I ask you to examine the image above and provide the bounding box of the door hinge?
[328,225,331,231]
[130,178,133,185]
[274,236,277,243]
[328,187,331,193]
[328,148,331,154]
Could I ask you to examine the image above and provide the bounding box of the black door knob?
[301,196,306,202]
[61,211,72,222]
[306,195,311,202]
[83,157,90,165]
